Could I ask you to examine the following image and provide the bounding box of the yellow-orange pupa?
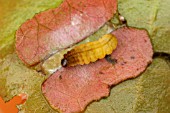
[62,34,118,67]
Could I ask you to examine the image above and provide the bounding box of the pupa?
[61,34,118,67]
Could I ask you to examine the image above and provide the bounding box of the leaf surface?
[118,0,170,54]
[0,54,56,113]
[85,57,170,113]
[0,0,169,113]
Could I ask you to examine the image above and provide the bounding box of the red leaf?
[42,27,153,113]
[15,0,117,66]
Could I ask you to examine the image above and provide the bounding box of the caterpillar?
[61,34,118,67]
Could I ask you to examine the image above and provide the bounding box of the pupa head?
[61,58,68,67]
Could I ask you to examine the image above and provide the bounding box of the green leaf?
[0,54,57,113]
[85,57,170,113]
[118,0,170,54]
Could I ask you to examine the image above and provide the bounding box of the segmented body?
[62,34,118,67]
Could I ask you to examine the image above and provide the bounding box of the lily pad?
[118,0,170,54]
